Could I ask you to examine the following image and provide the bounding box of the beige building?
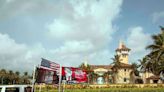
[89,41,134,84]
[114,41,133,84]
[141,71,162,84]
[86,41,163,84]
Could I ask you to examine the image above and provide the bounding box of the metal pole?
[32,65,36,92]
[63,81,65,92]
[58,65,62,92]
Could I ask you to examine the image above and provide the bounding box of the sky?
[0,0,164,73]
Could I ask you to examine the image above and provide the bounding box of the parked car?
[0,85,32,92]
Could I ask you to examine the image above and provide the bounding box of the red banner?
[62,67,87,83]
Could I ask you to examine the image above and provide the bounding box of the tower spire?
[119,40,123,49]
[116,41,131,64]
[84,57,88,67]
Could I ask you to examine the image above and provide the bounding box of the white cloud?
[53,40,94,55]
[47,1,122,42]
[0,33,47,73]
[152,11,164,23]
[46,0,123,66]
[89,50,113,65]
[126,26,151,62]
[47,0,122,53]
[0,0,123,73]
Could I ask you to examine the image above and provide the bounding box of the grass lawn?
[35,88,164,92]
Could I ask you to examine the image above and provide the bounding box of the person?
[45,71,54,84]
[25,86,32,92]
[53,73,59,84]
[65,68,72,82]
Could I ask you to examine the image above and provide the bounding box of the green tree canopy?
[142,26,164,75]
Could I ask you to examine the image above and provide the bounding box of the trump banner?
[74,68,87,83]
[62,67,87,83]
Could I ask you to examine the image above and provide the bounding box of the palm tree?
[8,70,14,84]
[146,31,164,60]
[79,63,91,73]
[79,63,92,83]
[89,72,98,84]
[22,72,30,84]
[131,63,139,76]
[15,71,20,84]
[129,62,140,83]
[0,69,7,84]
[138,57,148,72]
[111,55,122,83]
[103,71,111,84]
[111,55,121,73]
[145,26,164,75]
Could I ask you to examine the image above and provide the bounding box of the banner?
[62,67,87,83]
[35,58,87,84]
[74,69,87,83]
[35,67,59,84]
[41,58,60,75]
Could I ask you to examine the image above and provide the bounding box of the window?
[124,78,127,82]
[153,80,158,83]
[122,54,126,57]
[6,87,19,92]
[124,69,126,72]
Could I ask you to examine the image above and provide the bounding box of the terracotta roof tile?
[116,44,131,51]
[90,65,112,70]
[117,62,133,68]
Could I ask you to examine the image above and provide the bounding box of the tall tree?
[138,56,151,72]
[0,69,7,84]
[79,63,92,83]
[145,26,164,75]
[79,63,91,73]
[15,71,20,84]
[131,62,139,76]
[89,72,98,84]
[22,72,30,84]
[111,55,122,83]
[111,55,121,73]
[8,70,14,84]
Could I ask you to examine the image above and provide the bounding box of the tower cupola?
[116,41,131,64]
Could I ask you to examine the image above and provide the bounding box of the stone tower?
[115,41,131,64]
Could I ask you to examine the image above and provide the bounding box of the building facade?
[82,41,163,84]
[141,71,163,84]
[89,41,134,84]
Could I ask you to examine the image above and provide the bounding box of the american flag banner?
[41,58,60,74]
[39,58,62,91]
